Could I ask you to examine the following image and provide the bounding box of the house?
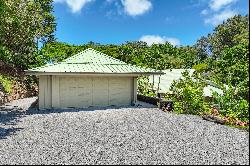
[149,69,224,97]
[26,48,163,109]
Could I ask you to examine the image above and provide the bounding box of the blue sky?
[53,0,249,46]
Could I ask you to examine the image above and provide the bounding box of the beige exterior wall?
[38,75,138,109]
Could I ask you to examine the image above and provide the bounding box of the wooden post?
[157,75,161,95]
[152,74,155,91]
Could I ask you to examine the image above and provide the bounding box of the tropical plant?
[212,85,249,125]
[167,70,211,115]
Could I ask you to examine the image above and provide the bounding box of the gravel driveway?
[0,97,249,165]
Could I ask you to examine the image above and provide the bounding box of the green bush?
[212,85,249,123]
[167,70,211,115]
[137,76,156,97]
[0,74,13,94]
[166,70,249,128]
[192,63,209,73]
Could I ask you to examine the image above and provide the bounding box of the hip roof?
[26,48,163,75]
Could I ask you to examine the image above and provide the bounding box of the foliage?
[167,71,210,115]
[0,0,56,69]
[0,74,13,94]
[137,76,156,97]
[194,15,249,102]
[208,15,249,58]
[195,15,249,60]
[193,36,211,62]
[210,43,249,100]
[192,63,209,73]
[212,85,249,124]
[167,70,249,127]
[39,41,200,70]
[0,44,12,64]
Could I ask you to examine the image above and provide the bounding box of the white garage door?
[59,77,133,108]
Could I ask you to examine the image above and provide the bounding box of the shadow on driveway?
[0,107,25,139]
[0,97,156,139]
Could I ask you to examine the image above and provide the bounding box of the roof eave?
[25,71,164,76]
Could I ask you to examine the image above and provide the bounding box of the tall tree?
[208,15,249,59]
[194,36,211,62]
[0,0,56,69]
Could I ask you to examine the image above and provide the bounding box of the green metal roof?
[64,48,127,64]
[26,48,163,75]
[149,69,224,97]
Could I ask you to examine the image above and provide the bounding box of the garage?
[59,77,133,108]
[26,48,163,109]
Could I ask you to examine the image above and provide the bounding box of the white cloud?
[205,9,237,26]
[165,37,181,46]
[209,0,238,11]
[54,0,94,13]
[139,35,180,46]
[201,0,239,26]
[201,9,209,15]
[121,0,152,16]
[139,35,165,46]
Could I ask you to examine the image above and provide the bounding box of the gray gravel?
[0,97,249,165]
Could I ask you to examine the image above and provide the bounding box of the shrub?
[192,63,209,73]
[212,85,249,124]
[0,74,13,94]
[167,70,211,115]
[137,76,156,97]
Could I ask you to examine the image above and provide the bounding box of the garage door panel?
[109,92,131,105]
[76,79,92,107]
[109,77,132,106]
[59,77,93,108]
[77,91,92,106]
[58,77,132,108]
[59,78,77,108]
[93,78,109,106]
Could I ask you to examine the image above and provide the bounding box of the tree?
[0,0,56,69]
[208,15,249,58]
[194,36,211,62]
[193,15,249,101]
[211,43,249,100]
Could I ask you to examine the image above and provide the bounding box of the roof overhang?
[25,71,164,76]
